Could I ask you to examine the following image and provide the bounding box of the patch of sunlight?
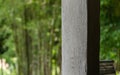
[0,59,10,75]
[116,71,120,75]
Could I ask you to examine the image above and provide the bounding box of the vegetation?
[0,0,119,75]
[0,0,61,75]
[100,0,120,72]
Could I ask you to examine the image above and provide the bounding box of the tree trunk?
[62,0,100,75]
[24,29,32,75]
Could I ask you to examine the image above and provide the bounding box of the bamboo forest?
[0,0,120,75]
[0,0,61,75]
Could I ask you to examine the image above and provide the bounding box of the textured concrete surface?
[62,0,87,75]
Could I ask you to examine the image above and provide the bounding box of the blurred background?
[0,0,119,75]
[100,0,120,74]
[0,0,61,75]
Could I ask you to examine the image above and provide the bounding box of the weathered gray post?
[62,0,100,75]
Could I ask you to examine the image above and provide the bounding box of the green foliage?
[0,0,61,75]
[0,0,119,74]
[100,0,120,71]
